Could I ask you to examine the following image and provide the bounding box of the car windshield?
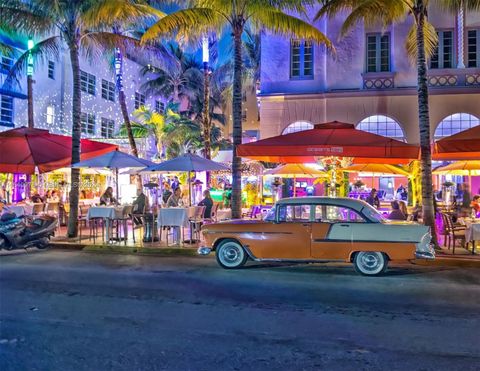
[361,204,386,223]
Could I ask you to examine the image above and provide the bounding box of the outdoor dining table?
[463,218,480,254]
[87,205,126,242]
[157,206,201,244]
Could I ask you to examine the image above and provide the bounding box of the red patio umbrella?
[237,121,419,164]
[0,127,117,173]
[433,125,480,161]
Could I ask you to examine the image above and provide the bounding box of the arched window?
[434,113,480,139]
[356,115,405,140]
[282,121,314,135]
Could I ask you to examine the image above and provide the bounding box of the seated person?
[50,190,60,202]
[398,200,408,219]
[162,183,173,204]
[388,201,407,220]
[198,190,214,219]
[132,189,148,225]
[166,187,183,208]
[99,187,116,205]
[30,193,43,203]
[471,195,480,214]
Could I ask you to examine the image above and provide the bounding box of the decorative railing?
[362,72,395,90]
[428,68,480,87]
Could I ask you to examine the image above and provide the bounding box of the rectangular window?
[0,95,14,127]
[366,34,390,73]
[80,70,96,95]
[80,112,95,135]
[101,79,115,102]
[467,29,480,68]
[317,205,366,223]
[0,54,13,73]
[46,105,54,125]
[101,117,115,138]
[135,92,145,109]
[155,100,165,113]
[290,39,313,78]
[430,30,454,69]
[48,61,55,79]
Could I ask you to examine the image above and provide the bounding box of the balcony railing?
[428,68,480,87]
[362,72,395,90]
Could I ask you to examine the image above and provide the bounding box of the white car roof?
[276,197,370,212]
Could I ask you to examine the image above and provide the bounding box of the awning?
[433,125,480,161]
[237,121,420,164]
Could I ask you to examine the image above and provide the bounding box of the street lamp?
[27,37,34,129]
[202,36,211,186]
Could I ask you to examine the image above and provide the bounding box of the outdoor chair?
[111,205,133,245]
[189,206,206,241]
[77,205,90,242]
[442,213,466,254]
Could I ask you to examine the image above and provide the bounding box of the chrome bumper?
[197,246,212,256]
[415,251,435,260]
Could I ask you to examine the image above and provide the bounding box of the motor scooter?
[0,202,57,251]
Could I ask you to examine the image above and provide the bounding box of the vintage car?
[198,197,435,276]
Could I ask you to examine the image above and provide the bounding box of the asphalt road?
[0,250,479,371]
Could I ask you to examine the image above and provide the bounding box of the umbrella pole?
[115,168,119,204]
[189,171,192,206]
[293,176,296,197]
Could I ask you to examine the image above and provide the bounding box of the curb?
[413,257,480,268]
[51,242,198,257]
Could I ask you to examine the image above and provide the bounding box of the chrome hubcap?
[357,252,384,274]
[219,243,244,267]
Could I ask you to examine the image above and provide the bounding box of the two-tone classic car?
[198,197,435,276]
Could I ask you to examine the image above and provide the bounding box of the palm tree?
[142,0,332,218]
[316,0,480,247]
[0,0,160,237]
[119,105,180,159]
[140,44,204,107]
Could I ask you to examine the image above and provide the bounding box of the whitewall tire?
[354,251,388,276]
[215,239,247,269]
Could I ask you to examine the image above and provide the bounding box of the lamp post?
[202,36,211,186]
[27,37,34,129]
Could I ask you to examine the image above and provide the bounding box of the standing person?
[198,190,214,219]
[461,183,472,210]
[366,189,380,209]
[100,187,116,205]
[166,187,182,208]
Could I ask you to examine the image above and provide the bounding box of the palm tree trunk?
[27,75,34,129]
[116,49,138,158]
[67,39,82,237]
[415,3,438,247]
[231,27,243,219]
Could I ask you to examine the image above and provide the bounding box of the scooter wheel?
[36,244,50,250]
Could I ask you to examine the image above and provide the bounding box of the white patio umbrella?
[140,153,229,205]
[72,150,156,201]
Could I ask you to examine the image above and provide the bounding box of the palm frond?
[141,8,223,45]
[5,36,61,84]
[0,0,54,37]
[252,9,333,49]
[82,0,165,28]
[405,21,439,65]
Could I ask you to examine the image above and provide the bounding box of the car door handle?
[339,224,350,227]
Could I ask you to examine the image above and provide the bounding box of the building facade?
[0,42,166,158]
[259,6,480,143]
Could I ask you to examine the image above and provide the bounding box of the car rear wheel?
[353,251,388,276]
[216,239,247,269]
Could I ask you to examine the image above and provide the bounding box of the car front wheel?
[353,251,388,276]
[216,239,247,269]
